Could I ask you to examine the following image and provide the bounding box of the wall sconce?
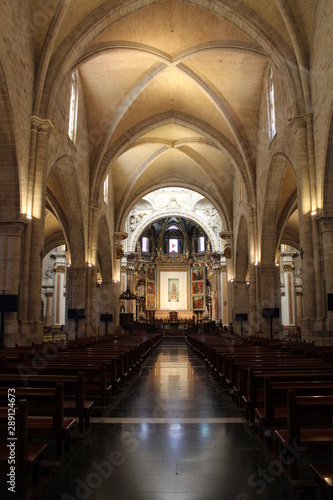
[246,281,250,285]
[311,210,317,216]
[230,279,234,283]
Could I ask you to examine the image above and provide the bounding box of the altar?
[155,310,194,322]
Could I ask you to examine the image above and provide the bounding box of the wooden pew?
[255,379,333,442]
[0,400,51,499]
[244,368,333,423]
[2,361,113,411]
[0,384,76,459]
[0,372,93,436]
[274,391,333,477]
[308,414,333,498]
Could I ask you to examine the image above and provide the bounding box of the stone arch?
[261,154,296,265]
[118,176,229,234]
[235,215,248,281]
[129,209,219,253]
[47,156,86,268]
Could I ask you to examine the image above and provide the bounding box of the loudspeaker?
[68,308,85,319]
[235,313,248,321]
[0,295,18,312]
[328,294,333,311]
[262,307,279,318]
[100,313,113,322]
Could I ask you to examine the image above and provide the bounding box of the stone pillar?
[45,291,53,326]
[0,221,26,346]
[51,250,67,326]
[221,264,228,325]
[291,117,316,335]
[318,217,333,334]
[231,281,249,335]
[281,251,298,325]
[220,231,233,325]
[114,232,127,326]
[25,117,54,342]
[86,265,97,336]
[247,203,260,334]
[67,266,87,339]
[259,264,281,336]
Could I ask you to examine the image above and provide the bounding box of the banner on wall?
[191,266,205,311]
[146,267,156,310]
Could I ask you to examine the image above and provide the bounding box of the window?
[103,174,108,205]
[142,237,149,253]
[267,65,276,142]
[198,236,205,252]
[169,239,179,253]
[68,71,78,143]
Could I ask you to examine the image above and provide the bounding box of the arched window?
[267,65,276,142]
[103,174,109,205]
[142,236,149,252]
[198,236,205,252]
[68,71,78,143]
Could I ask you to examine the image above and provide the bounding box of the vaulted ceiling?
[36,0,314,247]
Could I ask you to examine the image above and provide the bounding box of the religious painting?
[146,267,156,310]
[192,267,204,282]
[168,279,179,302]
[193,295,204,310]
[192,281,204,295]
[147,295,156,310]
[147,267,155,281]
[191,266,205,311]
[147,282,155,295]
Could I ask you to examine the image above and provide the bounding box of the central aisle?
[42,338,298,500]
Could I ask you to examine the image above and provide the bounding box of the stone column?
[0,221,26,345]
[45,291,53,326]
[114,232,127,326]
[51,250,67,326]
[220,264,228,325]
[25,117,54,342]
[220,231,233,325]
[281,251,298,325]
[318,217,333,334]
[259,264,281,336]
[247,203,260,334]
[231,281,249,335]
[291,117,316,335]
[86,264,97,336]
[99,279,114,335]
[66,266,87,339]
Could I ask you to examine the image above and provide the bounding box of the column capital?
[220,231,233,240]
[0,220,27,236]
[31,115,54,135]
[317,216,333,234]
[288,113,313,133]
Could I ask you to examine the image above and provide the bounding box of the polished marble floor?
[37,338,301,500]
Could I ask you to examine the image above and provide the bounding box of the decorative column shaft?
[26,117,54,338]
[291,117,316,323]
